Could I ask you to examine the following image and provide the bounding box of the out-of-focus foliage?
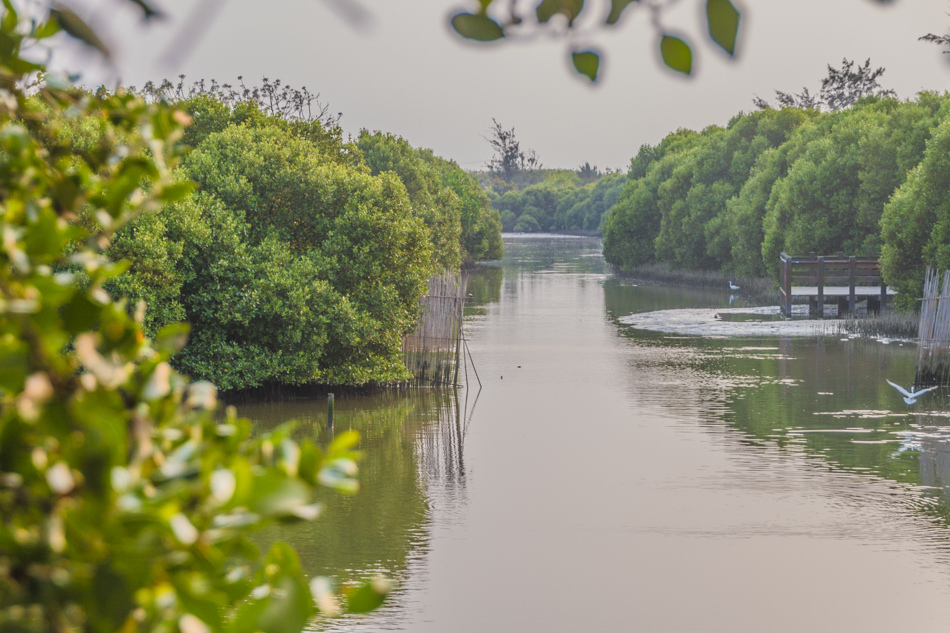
[0,2,389,631]
[602,92,950,297]
[449,0,743,81]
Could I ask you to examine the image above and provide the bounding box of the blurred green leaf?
[329,428,360,454]
[250,472,312,516]
[536,0,584,25]
[660,35,692,74]
[174,582,225,632]
[706,0,740,55]
[254,544,314,633]
[571,50,600,82]
[318,458,359,494]
[31,18,60,39]
[297,441,323,487]
[606,0,637,25]
[450,12,504,41]
[345,577,392,614]
[62,293,103,335]
[158,180,196,203]
[89,565,134,629]
[154,322,190,355]
[49,8,110,58]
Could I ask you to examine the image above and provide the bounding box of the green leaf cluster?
[0,4,389,629]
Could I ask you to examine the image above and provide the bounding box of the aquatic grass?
[828,311,919,340]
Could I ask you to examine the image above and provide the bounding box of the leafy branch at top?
[450,0,742,82]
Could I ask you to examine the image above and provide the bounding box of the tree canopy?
[602,92,950,291]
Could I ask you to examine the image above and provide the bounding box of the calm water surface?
[243,235,950,632]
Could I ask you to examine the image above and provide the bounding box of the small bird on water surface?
[886,379,939,405]
[728,281,740,291]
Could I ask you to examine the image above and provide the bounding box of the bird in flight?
[886,379,939,405]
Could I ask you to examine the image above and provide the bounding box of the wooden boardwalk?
[780,252,893,318]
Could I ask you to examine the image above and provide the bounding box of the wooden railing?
[779,252,891,317]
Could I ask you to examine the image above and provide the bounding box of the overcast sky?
[50,0,950,170]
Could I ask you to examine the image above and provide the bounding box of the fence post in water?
[817,257,825,319]
[327,393,334,430]
[781,253,792,317]
[848,256,856,315]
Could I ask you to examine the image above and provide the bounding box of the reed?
[829,311,919,339]
[402,271,468,387]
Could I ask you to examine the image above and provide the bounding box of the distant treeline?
[33,84,503,390]
[600,92,950,309]
[478,168,626,233]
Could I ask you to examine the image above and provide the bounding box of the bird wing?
[913,385,939,397]
[886,379,913,398]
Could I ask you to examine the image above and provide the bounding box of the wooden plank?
[789,286,896,296]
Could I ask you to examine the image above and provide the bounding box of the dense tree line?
[482,169,626,233]
[602,92,950,308]
[56,87,503,391]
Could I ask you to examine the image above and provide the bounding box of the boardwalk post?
[817,257,825,318]
[848,256,856,315]
[781,253,792,317]
[327,393,334,430]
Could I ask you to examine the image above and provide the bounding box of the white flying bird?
[886,379,939,405]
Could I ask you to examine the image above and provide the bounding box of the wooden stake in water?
[328,393,334,430]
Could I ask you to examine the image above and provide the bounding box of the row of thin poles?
[916,267,950,386]
[402,271,467,387]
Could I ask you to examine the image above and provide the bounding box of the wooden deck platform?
[789,286,896,296]
[780,253,893,318]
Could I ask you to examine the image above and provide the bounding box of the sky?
[48,0,950,170]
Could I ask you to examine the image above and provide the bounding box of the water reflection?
[241,389,471,629]
[604,277,950,537]
[240,235,950,632]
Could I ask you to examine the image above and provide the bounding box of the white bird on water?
[728,281,740,291]
[886,379,939,405]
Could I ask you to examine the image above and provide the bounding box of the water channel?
[243,235,950,632]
